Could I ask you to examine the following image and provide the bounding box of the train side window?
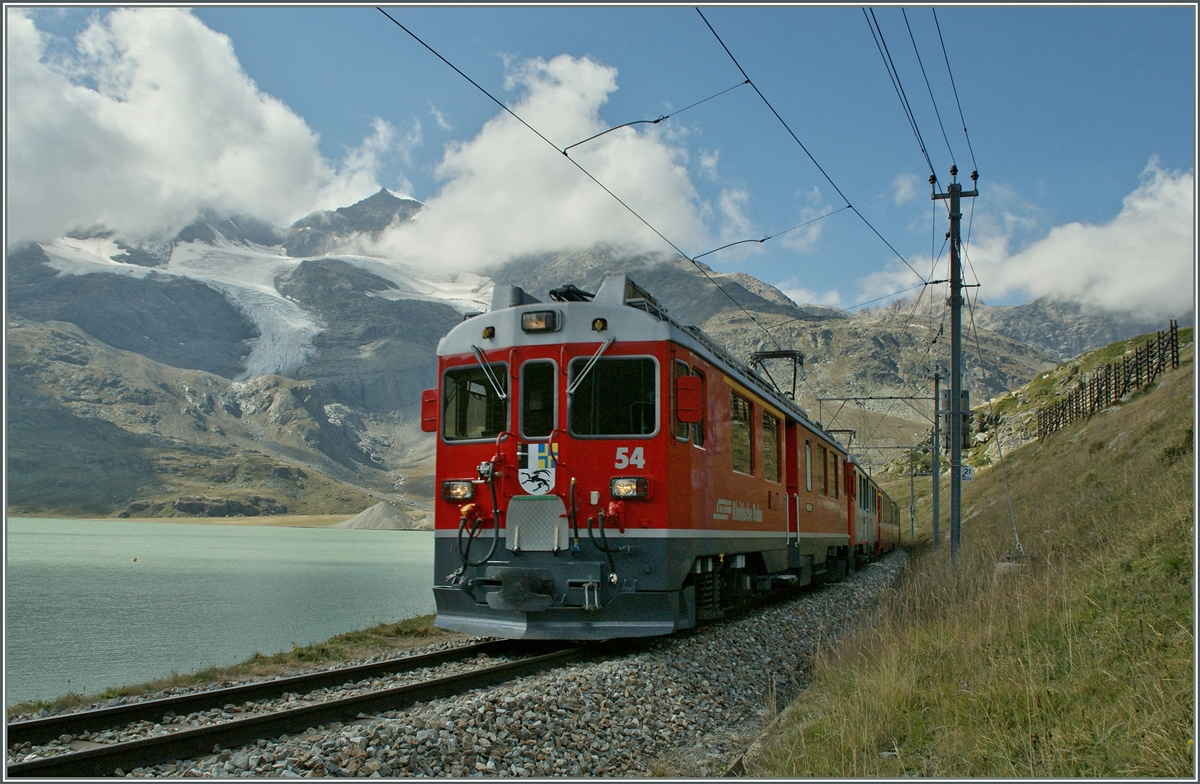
[818,445,827,496]
[762,411,780,483]
[805,439,812,492]
[443,363,508,441]
[730,392,753,475]
[674,360,690,441]
[834,455,840,499]
[520,361,556,439]
[568,357,658,436]
[691,369,706,448]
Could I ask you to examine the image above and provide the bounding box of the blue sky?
[7,5,1195,320]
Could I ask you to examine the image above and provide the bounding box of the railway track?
[6,641,579,778]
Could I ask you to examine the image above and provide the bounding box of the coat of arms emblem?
[518,442,558,495]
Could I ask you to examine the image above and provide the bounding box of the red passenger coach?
[421,275,898,640]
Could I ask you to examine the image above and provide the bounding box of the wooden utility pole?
[932,166,978,565]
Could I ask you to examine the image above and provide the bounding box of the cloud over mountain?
[361,54,711,273]
[860,162,1194,322]
[5,7,389,248]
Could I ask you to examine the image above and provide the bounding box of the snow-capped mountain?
[6,188,1175,520]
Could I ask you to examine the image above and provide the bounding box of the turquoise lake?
[4,518,435,707]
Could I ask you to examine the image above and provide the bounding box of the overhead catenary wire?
[382,7,980,472]
[932,7,979,176]
[377,7,791,352]
[902,8,957,168]
[692,206,850,261]
[762,280,929,334]
[696,7,928,286]
[863,8,936,180]
[563,79,750,153]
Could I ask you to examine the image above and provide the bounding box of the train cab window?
[443,363,508,441]
[520,361,556,439]
[805,439,812,492]
[833,455,840,498]
[674,360,691,441]
[569,357,657,436]
[691,370,706,448]
[730,392,753,475]
[818,445,827,496]
[762,412,780,483]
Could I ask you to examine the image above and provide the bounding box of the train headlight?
[441,480,475,501]
[521,310,559,332]
[610,477,648,499]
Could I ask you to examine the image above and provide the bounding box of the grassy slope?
[749,347,1194,777]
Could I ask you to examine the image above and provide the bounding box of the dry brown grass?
[748,359,1194,777]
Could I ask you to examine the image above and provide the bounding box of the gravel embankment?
[168,551,902,778]
[10,550,904,777]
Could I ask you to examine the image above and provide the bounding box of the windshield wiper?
[471,345,508,400]
[567,337,616,395]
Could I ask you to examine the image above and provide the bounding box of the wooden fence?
[1036,321,1180,440]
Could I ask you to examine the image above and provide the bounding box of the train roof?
[439,274,849,454]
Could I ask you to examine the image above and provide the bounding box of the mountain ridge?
[7,190,1187,518]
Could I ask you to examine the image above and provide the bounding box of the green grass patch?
[7,615,465,720]
[749,354,1194,777]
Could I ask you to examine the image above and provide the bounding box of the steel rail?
[7,646,581,777]
[7,639,527,748]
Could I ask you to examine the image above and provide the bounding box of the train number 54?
[614,447,645,469]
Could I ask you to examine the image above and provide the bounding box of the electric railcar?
[421,275,899,640]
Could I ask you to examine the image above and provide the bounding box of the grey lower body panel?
[434,583,695,640]
[431,527,848,640]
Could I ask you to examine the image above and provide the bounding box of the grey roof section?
[437,275,847,453]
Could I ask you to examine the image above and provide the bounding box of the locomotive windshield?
[569,357,657,436]
[443,363,508,440]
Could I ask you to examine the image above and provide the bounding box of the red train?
[422,275,899,640]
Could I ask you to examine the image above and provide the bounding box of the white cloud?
[857,162,1195,321]
[892,173,918,205]
[5,8,394,248]
[429,104,452,131]
[779,186,831,254]
[776,279,843,308]
[717,188,756,245]
[365,54,709,273]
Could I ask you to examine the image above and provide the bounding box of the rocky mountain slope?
[5,319,392,517]
[7,190,1183,518]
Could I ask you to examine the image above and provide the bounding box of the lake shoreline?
[6,519,436,707]
[5,513,354,528]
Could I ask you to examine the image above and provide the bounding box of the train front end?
[422,276,696,640]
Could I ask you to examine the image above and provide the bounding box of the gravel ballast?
[11,550,905,777]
